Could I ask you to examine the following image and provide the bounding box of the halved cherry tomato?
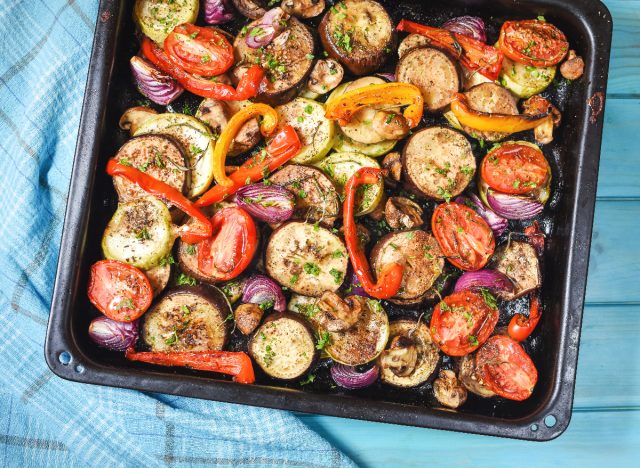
[197,207,258,281]
[508,294,542,342]
[481,143,550,195]
[498,20,569,68]
[430,290,499,356]
[432,202,495,271]
[164,24,234,77]
[87,260,153,322]
[475,334,538,401]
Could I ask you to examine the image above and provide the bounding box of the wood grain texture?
[605,1,640,96]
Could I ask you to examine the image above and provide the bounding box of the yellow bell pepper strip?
[324,83,424,128]
[212,103,279,187]
[450,92,553,134]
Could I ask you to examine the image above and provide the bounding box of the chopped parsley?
[290,273,300,284]
[176,273,197,286]
[135,228,151,240]
[116,298,134,310]
[299,374,315,386]
[159,255,175,266]
[304,104,314,114]
[303,262,320,276]
[330,268,344,285]
[315,331,331,350]
[468,335,479,347]
[479,287,498,310]
[264,344,275,367]
[186,244,196,255]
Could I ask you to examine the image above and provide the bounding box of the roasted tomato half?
[164,24,234,76]
[498,20,569,67]
[88,260,153,322]
[432,202,495,271]
[481,143,550,195]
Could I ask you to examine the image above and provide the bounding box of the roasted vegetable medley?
[87,0,585,406]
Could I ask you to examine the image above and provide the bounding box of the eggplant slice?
[378,320,440,388]
[265,222,349,296]
[456,353,496,398]
[396,47,460,113]
[231,0,267,19]
[144,263,171,298]
[460,83,519,142]
[142,285,231,352]
[324,298,389,366]
[398,34,431,59]
[402,126,475,201]
[268,165,340,227]
[370,230,445,306]
[249,312,317,380]
[176,239,218,284]
[233,17,315,105]
[195,99,260,156]
[113,135,189,203]
[319,0,394,76]
[491,241,541,300]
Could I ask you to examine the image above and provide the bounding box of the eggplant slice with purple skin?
[459,82,520,142]
[231,0,268,19]
[491,240,541,300]
[319,0,395,76]
[249,312,318,380]
[142,285,231,353]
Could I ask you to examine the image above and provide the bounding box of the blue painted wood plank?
[597,100,640,198]
[604,1,640,96]
[586,200,640,303]
[300,409,640,467]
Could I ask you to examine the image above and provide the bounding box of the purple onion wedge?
[130,56,183,105]
[89,316,139,351]
[245,8,287,48]
[235,183,295,223]
[376,72,396,82]
[455,194,508,237]
[453,269,514,294]
[486,191,544,220]
[443,16,487,42]
[331,363,379,390]
[348,271,370,298]
[242,274,286,312]
[204,0,235,24]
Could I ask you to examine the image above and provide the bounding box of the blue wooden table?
[300,1,640,465]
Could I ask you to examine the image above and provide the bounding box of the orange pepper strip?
[125,348,256,384]
[343,168,404,299]
[213,103,279,188]
[324,83,424,128]
[451,93,552,134]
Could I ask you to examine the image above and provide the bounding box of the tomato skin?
[476,334,538,401]
[432,202,495,271]
[164,24,234,77]
[87,260,153,322]
[498,20,569,67]
[481,143,550,195]
[197,207,258,281]
[430,290,499,356]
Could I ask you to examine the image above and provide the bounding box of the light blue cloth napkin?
[0,1,354,466]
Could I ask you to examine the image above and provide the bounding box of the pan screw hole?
[75,364,85,374]
[58,351,71,365]
[544,415,557,428]
[530,424,538,432]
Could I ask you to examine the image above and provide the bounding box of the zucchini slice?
[378,320,440,388]
[134,113,216,198]
[142,285,231,352]
[316,151,384,216]
[275,98,335,164]
[333,131,396,157]
[249,312,317,380]
[499,56,556,99]
[324,298,389,366]
[134,0,199,45]
[102,196,174,270]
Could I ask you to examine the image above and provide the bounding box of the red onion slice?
[130,56,183,105]
[453,269,514,294]
[348,271,370,298]
[486,191,544,220]
[204,0,235,24]
[455,194,509,237]
[443,16,487,42]
[331,363,379,390]
[242,274,286,312]
[235,183,295,223]
[245,7,288,49]
[376,73,396,82]
[89,316,139,351]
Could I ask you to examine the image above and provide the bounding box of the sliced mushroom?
[433,369,468,409]
[381,151,402,186]
[315,292,363,332]
[385,197,423,230]
[372,111,410,140]
[232,0,267,19]
[380,335,419,377]
[235,303,264,335]
[522,95,562,127]
[281,0,325,19]
[307,59,344,95]
[119,106,158,135]
[560,50,585,81]
[196,99,261,155]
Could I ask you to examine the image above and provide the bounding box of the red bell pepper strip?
[125,348,255,384]
[397,19,504,81]
[195,125,301,207]
[141,36,264,101]
[106,159,212,244]
[508,294,542,342]
[343,168,404,299]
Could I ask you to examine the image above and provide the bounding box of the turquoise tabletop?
[299,1,640,465]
